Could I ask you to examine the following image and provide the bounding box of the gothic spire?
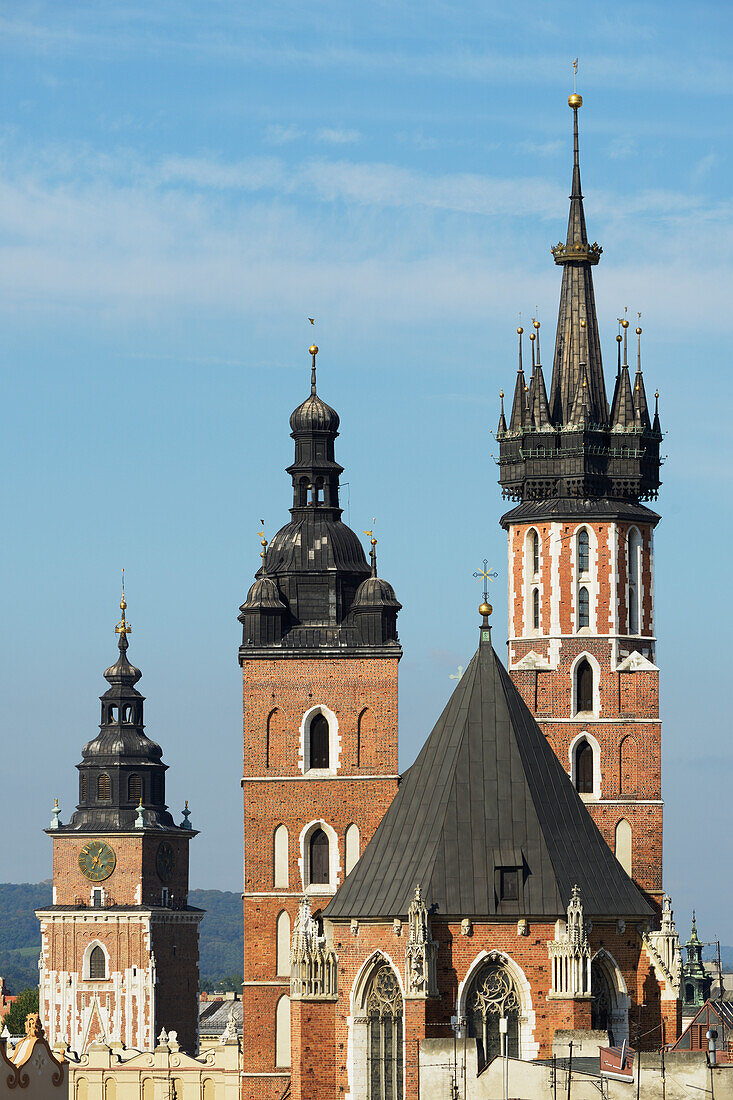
[610,320,635,428]
[530,320,551,429]
[548,94,609,426]
[633,324,651,429]
[508,328,529,431]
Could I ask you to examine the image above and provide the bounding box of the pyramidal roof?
[327,626,653,922]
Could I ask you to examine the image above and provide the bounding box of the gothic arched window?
[128,774,142,804]
[578,586,590,629]
[576,659,593,713]
[309,714,329,769]
[309,828,329,886]
[466,960,520,1068]
[577,528,590,574]
[367,964,403,1100]
[575,740,594,794]
[591,957,615,1043]
[97,773,111,801]
[628,528,641,634]
[532,588,540,630]
[89,945,106,980]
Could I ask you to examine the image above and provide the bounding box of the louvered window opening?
[80,774,87,802]
[128,774,142,803]
[97,774,112,801]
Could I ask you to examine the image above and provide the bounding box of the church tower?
[37,591,201,1054]
[497,94,664,904]
[238,345,401,1099]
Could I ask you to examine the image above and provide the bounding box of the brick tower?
[37,590,201,1054]
[496,94,664,904]
[238,345,401,1099]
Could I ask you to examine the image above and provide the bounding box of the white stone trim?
[298,704,341,775]
[298,819,341,894]
[568,730,602,800]
[457,949,538,1062]
[609,524,619,635]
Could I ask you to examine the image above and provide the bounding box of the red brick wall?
[52,834,191,907]
[505,519,663,900]
[241,654,399,1096]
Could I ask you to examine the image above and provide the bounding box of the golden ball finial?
[580,318,586,328]
[616,334,622,343]
[500,389,504,399]
[533,319,540,329]
[517,326,523,335]
[568,93,583,109]
[529,331,536,341]
[370,537,377,547]
[636,326,642,335]
[621,318,629,329]
[120,597,126,611]
[479,601,492,618]
[309,344,318,356]
[655,390,660,399]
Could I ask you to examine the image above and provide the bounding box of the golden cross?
[473,559,498,604]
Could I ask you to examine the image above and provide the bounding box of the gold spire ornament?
[115,569,131,637]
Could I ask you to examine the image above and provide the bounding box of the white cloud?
[264,124,305,146]
[316,128,361,145]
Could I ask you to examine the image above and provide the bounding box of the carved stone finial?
[290,896,338,1001]
[548,886,591,997]
[405,885,438,998]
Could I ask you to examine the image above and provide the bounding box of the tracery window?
[578,586,590,629]
[591,958,615,1043]
[466,960,520,1067]
[367,964,403,1100]
[577,528,590,574]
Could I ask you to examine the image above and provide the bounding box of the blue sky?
[2,1,731,944]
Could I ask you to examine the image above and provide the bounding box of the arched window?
[619,736,637,797]
[80,774,87,802]
[298,476,309,507]
[127,774,142,803]
[89,945,106,979]
[591,957,615,1043]
[685,983,694,1004]
[628,529,641,634]
[466,960,520,1068]
[273,824,289,888]
[615,819,632,875]
[275,995,291,1068]
[366,964,403,1100]
[527,529,540,579]
[150,773,163,803]
[357,708,375,769]
[578,528,590,574]
[575,740,594,794]
[276,910,291,977]
[532,588,540,630]
[202,1080,215,1100]
[578,586,590,629]
[104,1081,116,1100]
[76,1079,88,1100]
[141,1080,153,1100]
[309,828,329,886]
[345,823,360,875]
[97,773,111,801]
[309,714,329,769]
[576,659,593,713]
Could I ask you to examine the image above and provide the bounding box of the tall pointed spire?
[548,94,608,426]
[633,323,651,429]
[530,319,551,429]
[509,327,528,430]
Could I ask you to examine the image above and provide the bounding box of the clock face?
[156,841,175,883]
[79,840,116,882]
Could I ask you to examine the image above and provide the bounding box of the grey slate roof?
[326,628,653,922]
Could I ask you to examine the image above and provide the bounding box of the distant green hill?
[0,883,243,993]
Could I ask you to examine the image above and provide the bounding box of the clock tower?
[37,591,202,1054]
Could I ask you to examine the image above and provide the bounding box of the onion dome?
[241,574,287,612]
[289,345,340,434]
[238,552,287,647]
[350,539,401,646]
